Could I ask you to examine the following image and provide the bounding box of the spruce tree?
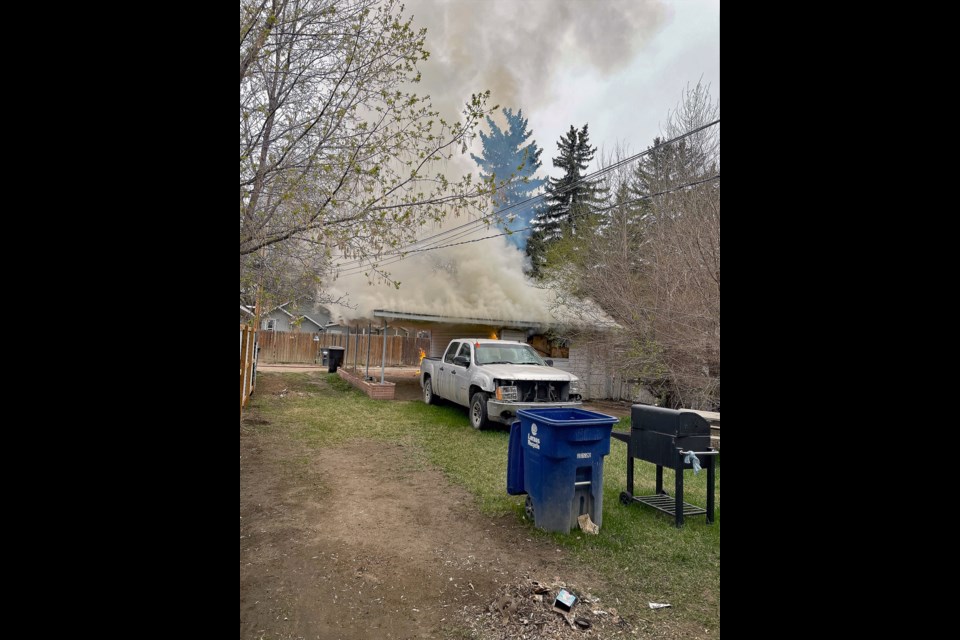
[526,124,604,276]
[470,108,544,249]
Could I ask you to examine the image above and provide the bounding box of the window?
[443,342,460,364]
[456,343,472,364]
[475,344,545,365]
[265,319,276,330]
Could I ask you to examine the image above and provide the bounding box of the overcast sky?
[404,0,720,180]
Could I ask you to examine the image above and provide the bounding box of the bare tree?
[541,83,720,409]
[240,0,496,291]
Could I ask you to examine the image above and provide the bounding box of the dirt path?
[241,417,617,639]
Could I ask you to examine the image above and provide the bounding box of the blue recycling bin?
[507,421,526,495]
[514,408,619,533]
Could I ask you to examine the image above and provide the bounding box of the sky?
[325,0,720,324]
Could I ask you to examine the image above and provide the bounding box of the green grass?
[246,372,720,636]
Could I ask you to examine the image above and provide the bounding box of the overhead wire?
[331,118,719,270]
[333,172,719,277]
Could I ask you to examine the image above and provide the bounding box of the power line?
[331,119,720,270]
[333,173,719,277]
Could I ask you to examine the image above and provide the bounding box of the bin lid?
[516,407,618,427]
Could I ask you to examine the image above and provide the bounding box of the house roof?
[270,301,326,330]
[372,309,541,329]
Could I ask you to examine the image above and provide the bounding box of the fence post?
[365,322,372,379]
[380,319,388,382]
[240,327,247,419]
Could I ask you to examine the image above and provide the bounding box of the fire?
[489,330,498,339]
[415,348,427,377]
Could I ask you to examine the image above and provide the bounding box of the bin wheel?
[619,491,632,506]
[423,378,438,405]
[470,392,490,430]
[525,495,535,521]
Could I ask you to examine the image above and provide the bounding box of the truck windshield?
[475,344,546,366]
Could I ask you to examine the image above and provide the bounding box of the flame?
[415,348,427,377]
[489,330,498,339]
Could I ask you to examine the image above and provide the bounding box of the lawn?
[247,371,720,635]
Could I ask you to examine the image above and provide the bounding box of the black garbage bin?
[327,346,346,373]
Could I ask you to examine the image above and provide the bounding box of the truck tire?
[423,377,438,405]
[470,391,490,430]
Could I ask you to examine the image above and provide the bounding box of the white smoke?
[325,217,559,323]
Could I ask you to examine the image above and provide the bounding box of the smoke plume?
[323,0,668,326]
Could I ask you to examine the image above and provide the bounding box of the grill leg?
[656,465,664,495]
[626,455,634,496]
[675,462,684,528]
[706,454,715,524]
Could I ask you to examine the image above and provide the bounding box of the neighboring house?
[260,301,331,332]
[322,321,349,335]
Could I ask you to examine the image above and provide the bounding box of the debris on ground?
[553,589,577,612]
[577,514,599,535]
[464,578,632,638]
[649,602,672,609]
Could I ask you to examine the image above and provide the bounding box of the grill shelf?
[620,491,708,517]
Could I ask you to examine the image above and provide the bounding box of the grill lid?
[630,405,710,436]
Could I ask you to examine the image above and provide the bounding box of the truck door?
[451,342,473,405]
[438,341,460,399]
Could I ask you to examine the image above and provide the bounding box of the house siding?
[261,310,292,331]
[427,324,498,358]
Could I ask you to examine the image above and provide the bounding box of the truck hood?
[482,364,575,382]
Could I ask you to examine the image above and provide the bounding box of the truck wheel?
[423,378,438,405]
[470,391,490,430]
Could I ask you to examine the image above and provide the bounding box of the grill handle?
[678,449,719,456]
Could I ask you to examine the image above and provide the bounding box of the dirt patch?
[387,373,426,401]
[241,421,632,638]
[580,400,633,420]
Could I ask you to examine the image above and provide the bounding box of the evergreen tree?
[526,124,604,276]
[470,108,544,249]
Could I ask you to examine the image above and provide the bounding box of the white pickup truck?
[420,338,583,429]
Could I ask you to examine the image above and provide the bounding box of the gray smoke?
[406,0,668,126]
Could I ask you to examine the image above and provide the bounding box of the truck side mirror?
[545,359,554,366]
[453,355,470,367]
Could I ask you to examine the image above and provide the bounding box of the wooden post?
[240,327,247,419]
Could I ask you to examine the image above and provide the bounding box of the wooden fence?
[240,324,258,418]
[257,330,430,367]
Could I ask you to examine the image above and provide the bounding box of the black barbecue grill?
[611,405,718,527]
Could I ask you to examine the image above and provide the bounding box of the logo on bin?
[527,423,541,450]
